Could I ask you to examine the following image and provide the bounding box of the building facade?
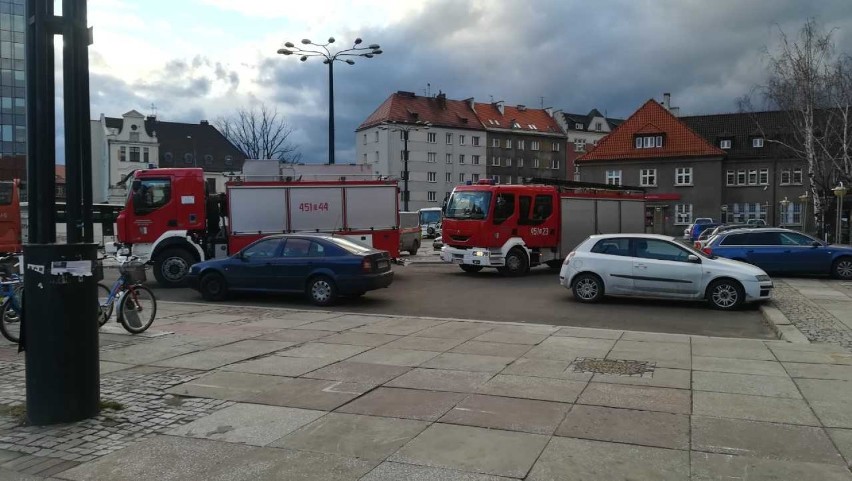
[0,0,26,185]
[555,110,622,180]
[356,91,487,211]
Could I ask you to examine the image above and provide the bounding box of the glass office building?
[0,0,26,183]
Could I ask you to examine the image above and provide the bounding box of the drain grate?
[571,358,656,377]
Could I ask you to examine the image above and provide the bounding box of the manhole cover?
[571,358,655,377]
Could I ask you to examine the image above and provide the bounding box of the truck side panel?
[560,198,597,257]
[620,200,646,233]
[289,187,344,231]
[596,200,620,234]
[559,197,646,257]
[229,186,288,234]
[345,186,397,229]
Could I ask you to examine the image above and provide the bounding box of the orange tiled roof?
[578,99,724,162]
[357,92,482,131]
[474,103,563,135]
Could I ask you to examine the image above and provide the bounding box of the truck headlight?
[473,250,487,257]
[755,274,771,282]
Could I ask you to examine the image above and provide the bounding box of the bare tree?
[215,104,302,163]
[739,19,852,233]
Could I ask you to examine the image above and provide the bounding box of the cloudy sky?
[82,0,852,164]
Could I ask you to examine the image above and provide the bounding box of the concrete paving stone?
[247,310,341,327]
[352,318,447,335]
[166,402,325,446]
[769,348,852,365]
[165,371,288,402]
[347,348,442,367]
[0,450,22,464]
[272,412,427,460]
[99,361,134,374]
[691,451,852,481]
[221,355,336,377]
[620,331,691,343]
[809,401,852,428]
[414,322,495,341]
[692,356,788,377]
[693,391,820,426]
[153,340,294,370]
[337,387,466,421]
[765,340,851,352]
[423,353,516,373]
[301,361,410,386]
[524,338,613,362]
[526,436,689,481]
[0,467,42,480]
[381,336,466,352]
[828,429,852,468]
[290,314,381,332]
[251,328,333,343]
[556,404,689,450]
[691,415,845,465]
[478,374,586,403]
[500,358,592,381]
[449,341,533,358]
[607,340,691,369]
[275,342,371,361]
[472,330,551,345]
[784,362,852,381]
[552,326,623,340]
[390,423,549,478]
[171,313,250,324]
[795,378,852,403]
[439,394,570,435]
[360,462,514,481]
[690,339,775,360]
[693,370,802,399]
[99,340,202,365]
[386,368,495,393]
[248,377,373,411]
[211,447,380,481]
[319,331,401,347]
[578,382,691,414]
[592,367,691,389]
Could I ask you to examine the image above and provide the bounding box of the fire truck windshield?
[445,191,491,220]
[0,183,12,205]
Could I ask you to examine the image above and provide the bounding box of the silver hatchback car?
[559,234,773,310]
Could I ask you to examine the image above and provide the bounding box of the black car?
[186,234,394,305]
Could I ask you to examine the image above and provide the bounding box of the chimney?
[544,107,553,117]
[517,105,526,111]
[495,100,504,115]
[464,97,475,111]
[670,107,680,116]
[200,120,209,125]
[663,92,671,110]
[436,90,447,109]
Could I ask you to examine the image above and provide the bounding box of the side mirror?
[688,254,701,263]
[237,251,248,261]
[811,241,821,248]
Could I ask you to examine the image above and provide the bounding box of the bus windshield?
[419,209,441,224]
[445,191,492,220]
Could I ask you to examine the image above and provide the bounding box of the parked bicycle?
[98,255,157,334]
[0,255,22,343]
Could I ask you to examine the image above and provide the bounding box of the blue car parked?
[186,233,394,305]
[703,228,852,279]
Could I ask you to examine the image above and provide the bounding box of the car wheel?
[307,276,337,306]
[707,279,744,310]
[460,265,483,273]
[200,272,228,301]
[409,240,420,256]
[572,273,604,303]
[832,257,852,280]
[498,248,528,277]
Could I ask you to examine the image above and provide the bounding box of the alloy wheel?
[837,260,852,279]
[575,278,599,300]
[711,284,738,308]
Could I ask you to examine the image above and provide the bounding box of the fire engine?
[440,179,645,276]
[0,180,21,254]
[114,168,402,287]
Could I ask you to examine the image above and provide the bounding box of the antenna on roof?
[540,97,544,109]
[489,95,494,103]
[149,103,157,117]
[425,83,431,97]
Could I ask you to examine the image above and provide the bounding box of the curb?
[760,303,811,344]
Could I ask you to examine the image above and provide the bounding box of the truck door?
[516,193,558,248]
[491,192,516,245]
[126,178,177,244]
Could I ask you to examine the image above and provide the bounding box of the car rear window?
[591,238,630,256]
[328,236,373,254]
[720,233,749,246]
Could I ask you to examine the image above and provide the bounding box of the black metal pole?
[403,130,409,211]
[63,0,81,243]
[328,59,335,165]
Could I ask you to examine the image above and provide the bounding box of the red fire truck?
[440,179,645,276]
[0,180,22,254]
[115,168,402,287]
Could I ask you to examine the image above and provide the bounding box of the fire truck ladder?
[524,177,646,194]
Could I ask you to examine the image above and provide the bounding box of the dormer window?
[635,135,663,149]
[720,139,732,149]
[752,137,764,148]
[595,122,602,131]
[575,123,583,130]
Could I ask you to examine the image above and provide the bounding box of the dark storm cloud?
[260,0,852,164]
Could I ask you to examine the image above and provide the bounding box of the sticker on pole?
[50,260,93,277]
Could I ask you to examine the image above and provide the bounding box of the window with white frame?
[446,133,453,144]
[552,142,560,152]
[363,133,367,145]
[792,168,803,184]
[506,175,512,184]
[675,204,693,225]
[720,139,732,149]
[446,153,452,164]
[606,170,622,186]
[635,135,663,148]
[781,202,802,225]
[781,169,791,184]
[753,137,764,148]
[472,136,480,146]
[574,138,586,152]
[428,191,437,202]
[400,150,406,161]
[400,171,407,180]
[445,172,452,183]
[748,169,758,185]
[533,158,540,168]
[400,131,405,141]
[518,158,524,167]
[491,138,500,148]
[472,173,480,182]
[732,202,767,222]
[737,169,746,185]
[575,123,584,130]
[493,175,501,184]
[459,154,465,164]
[517,140,525,150]
[363,153,367,163]
[491,157,500,166]
[428,132,436,143]
[505,139,512,149]
[472,155,480,165]
[375,131,379,142]
[374,151,379,162]
[427,172,437,183]
[459,135,466,145]
[531,141,540,151]
[506,158,512,167]
[459,173,465,182]
[640,169,657,187]
[594,122,602,131]
[759,168,769,185]
[427,152,436,163]
[119,146,126,161]
[726,170,735,186]
[550,159,560,170]
[675,167,693,186]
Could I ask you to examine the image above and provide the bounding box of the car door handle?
[635,263,647,269]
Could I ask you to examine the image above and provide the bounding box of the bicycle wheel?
[97,282,113,327]
[0,299,20,343]
[118,285,157,334]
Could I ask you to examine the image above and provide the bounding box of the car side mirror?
[237,251,248,261]
[688,254,701,263]
[811,241,821,248]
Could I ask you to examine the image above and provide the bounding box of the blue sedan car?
[703,228,852,279]
[187,234,394,305]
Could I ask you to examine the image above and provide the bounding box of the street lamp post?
[779,196,790,228]
[833,182,847,244]
[799,191,809,233]
[379,121,430,211]
[277,37,382,165]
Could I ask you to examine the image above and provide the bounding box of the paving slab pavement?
[0,300,851,480]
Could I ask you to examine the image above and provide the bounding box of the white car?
[559,234,773,310]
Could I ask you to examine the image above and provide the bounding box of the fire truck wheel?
[499,248,528,277]
[459,265,483,273]
[571,273,604,303]
[153,248,195,288]
[409,240,420,256]
[200,272,228,301]
[307,276,337,306]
